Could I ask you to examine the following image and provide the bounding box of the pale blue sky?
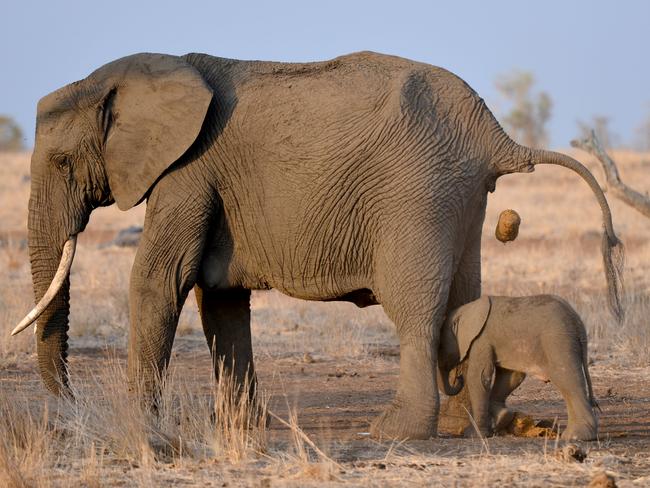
[2,0,649,148]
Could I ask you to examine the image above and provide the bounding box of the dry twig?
[571,130,650,218]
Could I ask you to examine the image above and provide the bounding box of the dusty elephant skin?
[15,51,623,441]
[439,295,599,441]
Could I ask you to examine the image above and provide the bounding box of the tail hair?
[602,231,626,323]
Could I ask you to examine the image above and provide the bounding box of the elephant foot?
[439,391,471,436]
[491,406,515,432]
[370,403,436,440]
[561,423,597,441]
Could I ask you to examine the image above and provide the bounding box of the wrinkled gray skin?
[23,51,623,440]
[440,295,599,441]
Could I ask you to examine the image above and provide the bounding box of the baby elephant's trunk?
[437,366,463,396]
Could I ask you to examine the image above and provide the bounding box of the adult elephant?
[13,51,624,440]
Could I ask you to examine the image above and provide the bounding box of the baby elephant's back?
[488,295,587,376]
[491,294,584,333]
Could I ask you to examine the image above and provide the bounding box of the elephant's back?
[184,50,438,80]
[183,50,486,171]
[182,51,475,108]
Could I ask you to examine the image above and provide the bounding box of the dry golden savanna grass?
[1,150,650,486]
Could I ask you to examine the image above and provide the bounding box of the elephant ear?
[453,296,492,363]
[90,53,213,210]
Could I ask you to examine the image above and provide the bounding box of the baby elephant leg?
[549,362,597,441]
[464,346,495,437]
[489,368,526,431]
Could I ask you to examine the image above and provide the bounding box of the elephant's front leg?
[464,345,495,437]
[127,178,214,401]
[489,368,526,432]
[194,286,257,398]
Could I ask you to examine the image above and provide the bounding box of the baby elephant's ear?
[455,296,492,362]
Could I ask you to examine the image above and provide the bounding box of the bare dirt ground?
[1,150,650,486]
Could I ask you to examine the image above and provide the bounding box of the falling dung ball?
[495,209,521,243]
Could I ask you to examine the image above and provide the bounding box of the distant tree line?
[494,70,650,151]
[0,115,24,151]
[635,103,650,151]
[495,70,552,149]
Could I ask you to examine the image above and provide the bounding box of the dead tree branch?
[571,130,650,218]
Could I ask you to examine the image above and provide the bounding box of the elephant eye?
[51,154,71,175]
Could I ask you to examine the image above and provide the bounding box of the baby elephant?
[438,295,599,441]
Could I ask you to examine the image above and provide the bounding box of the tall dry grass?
[0,395,52,487]
[0,355,356,486]
[59,357,269,467]
[0,357,274,484]
[2,379,648,488]
[0,243,33,366]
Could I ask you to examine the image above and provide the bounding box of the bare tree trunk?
[571,130,650,218]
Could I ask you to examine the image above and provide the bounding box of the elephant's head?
[438,296,492,396]
[12,53,213,395]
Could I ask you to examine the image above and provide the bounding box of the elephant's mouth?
[11,235,77,336]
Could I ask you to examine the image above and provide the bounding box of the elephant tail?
[531,149,625,323]
[580,336,601,413]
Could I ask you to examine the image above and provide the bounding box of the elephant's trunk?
[22,200,76,396]
[531,149,625,321]
[437,365,463,396]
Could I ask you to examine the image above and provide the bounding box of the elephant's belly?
[496,349,550,383]
[199,251,271,290]
[498,360,550,383]
[492,340,549,382]
[199,245,375,306]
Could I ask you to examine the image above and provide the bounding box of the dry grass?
[267,407,342,482]
[1,150,650,486]
[252,291,395,360]
[0,358,273,485]
[0,357,361,486]
[206,362,268,463]
[0,395,52,487]
[59,358,270,467]
[0,244,33,366]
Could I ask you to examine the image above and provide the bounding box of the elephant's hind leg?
[548,357,597,441]
[194,286,257,399]
[370,244,454,440]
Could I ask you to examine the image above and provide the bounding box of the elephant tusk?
[11,236,77,336]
